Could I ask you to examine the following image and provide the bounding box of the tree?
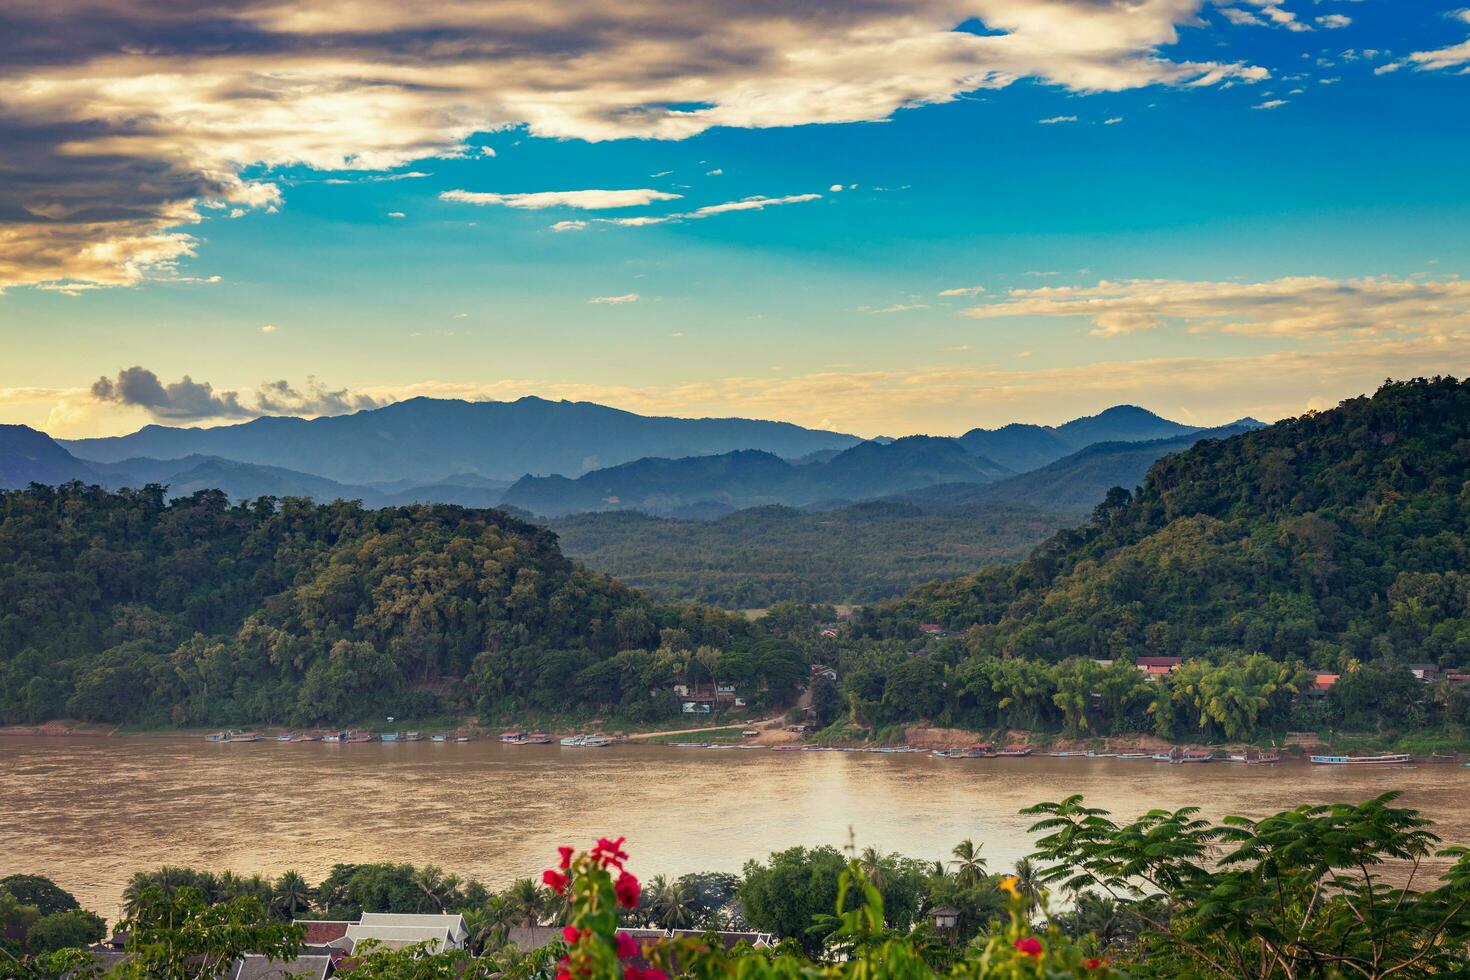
[948,839,987,889]
[269,871,313,920]
[114,886,302,979]
[694,646,722,722]
[642,875,694,930]
[25,909,107,955]
[0,877,80,918]
[1025,791,1470,979]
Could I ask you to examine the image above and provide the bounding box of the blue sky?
[2,1,1468,437]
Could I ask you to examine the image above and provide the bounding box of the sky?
[2,0,1469,439]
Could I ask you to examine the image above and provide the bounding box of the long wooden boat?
[205,732,227,742]
[1310,753,1410,765]
[226,731,261,743]
[345,730,373,743]
[1170,749,1214,764]
[1116,753,1152,760]
[997,745,1033,757]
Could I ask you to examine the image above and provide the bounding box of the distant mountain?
[956,406,1199,472]
[90,454,383,504]
[502,436,1011,517]
[61,396,862,484]
[0,425,101,489]
[1053,404,1198,447]
[902,422,1263,512]
[957,423,1076,473]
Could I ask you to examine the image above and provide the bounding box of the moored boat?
[1116,752,1151,760]
[205,731,227,742]
[454,736,472,742]
[517,733,554,744]
[380,731,401,742]
[226,731,261,742]
[276,733,294,742]
[1049,750,1088,758]
[501,731,527,744]
[402,732,423,742]
[997,745,1032,757]
[345,730,373,743]
[1170,748,1214,764]
[321,730,347,743]
[1310,753,1410,765]
[430,734,447,742]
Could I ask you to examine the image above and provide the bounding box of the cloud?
[86,367,383,424]
[550,220,589,232]
[260,324,277,334]
[439,189,681,210]
[1405,10,1470,72]
[1038,115,1078,124]
[0,0,1268,292]
[866,303,930,314]
[828,183,845,192]
[601,193,823,227]
[254,378,383,416]
[91,367,252,421]
[1104,116,1124,124]
[322,171,432,185]
[1316,14,1352,29]
[1228,1,1310,32]
[939,285,987,297]
[706,168,723,176]
[1254,98,1288,109]
[387,211,406,218]
[961,275,1470,338]
[587,293,640,304]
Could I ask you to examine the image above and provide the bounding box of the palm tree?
[645,875,695,930]
[695,646,722,721]
[271,871,314,919]
[857,847,889,890]
[950,839,987,889]
[464,898,517,954]
[1010,858,1041,914]
[413,865,459,912]
[504,878,547,927]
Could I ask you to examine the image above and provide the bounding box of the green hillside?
[0,484,792,728]
[867,378,1470,665]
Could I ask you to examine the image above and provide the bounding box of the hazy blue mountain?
[0,425,100,489]
[900,422,1262,512]
[91,454,388,504]
[1053,404,1198,447]
[61,396,862,484]
[502,436,1011,517]
[956,406,1201,473]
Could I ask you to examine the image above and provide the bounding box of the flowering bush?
[539,840,1124,980]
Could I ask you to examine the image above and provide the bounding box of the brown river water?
[4,737,1469,919]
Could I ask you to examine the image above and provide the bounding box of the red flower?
[543,869,568,894]
[615,932,638,958]
[562,926,582,944]
[614,870,641,908]
[624,968,665,980]
[558,846,575,870]
[1013,936,1043,959]
[1084,957,1104,970]
[593,836,629,869]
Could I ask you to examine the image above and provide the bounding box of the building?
[919,624,947,637]
[810,665,837,682]
[1406,663,1440,683]
[1311,673,1340,694]
[1135,656,1183,676]
[1444,671,1470,687]
[230,953,336,980]
[291,913,469,956]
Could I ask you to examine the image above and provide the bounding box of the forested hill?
[863,377,1470,670]
[0,484,787,728]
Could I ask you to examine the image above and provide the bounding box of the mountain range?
[1,397,1265,520]
[60,396,861,484]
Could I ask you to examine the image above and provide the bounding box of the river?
[3,737,1468,919]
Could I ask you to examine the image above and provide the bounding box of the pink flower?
[593,836,629,869]
[624,968,665,980]
[543,869,568,894]
[1013,936,1043,959]
[562,926,582,944]
[1084,957,1104,970]
[615,932,638,959]
[614,870,641,908]
[558,846,575,870]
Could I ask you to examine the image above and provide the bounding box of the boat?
[997,745,1033,757]
[500,732,527,744]
[771,745,802,751]
[380,732,401,742]
[454,736,472,742]
[518,733,554,744]
[1170,748,1214,764]
[671,742,708,749]
[321,730,346,743]
[1049,750,1088,758]
[205,732,227,742]
[345,731,373,743]
[1310,753,1411,765]
[582,735,614,747]
[431,734,447,742]
[560,735,586,746]
[226,731,261,742]
[1228,748,1280,764]
[290,732,319,742]
[276,734,294,742]
[1151,753,1173,761]
[1429,752,1460,764]
[1116,753,1152,760]
[402,732,423,742]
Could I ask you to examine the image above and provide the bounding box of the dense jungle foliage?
[0,488,804,727]
[549,501,1069,607]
